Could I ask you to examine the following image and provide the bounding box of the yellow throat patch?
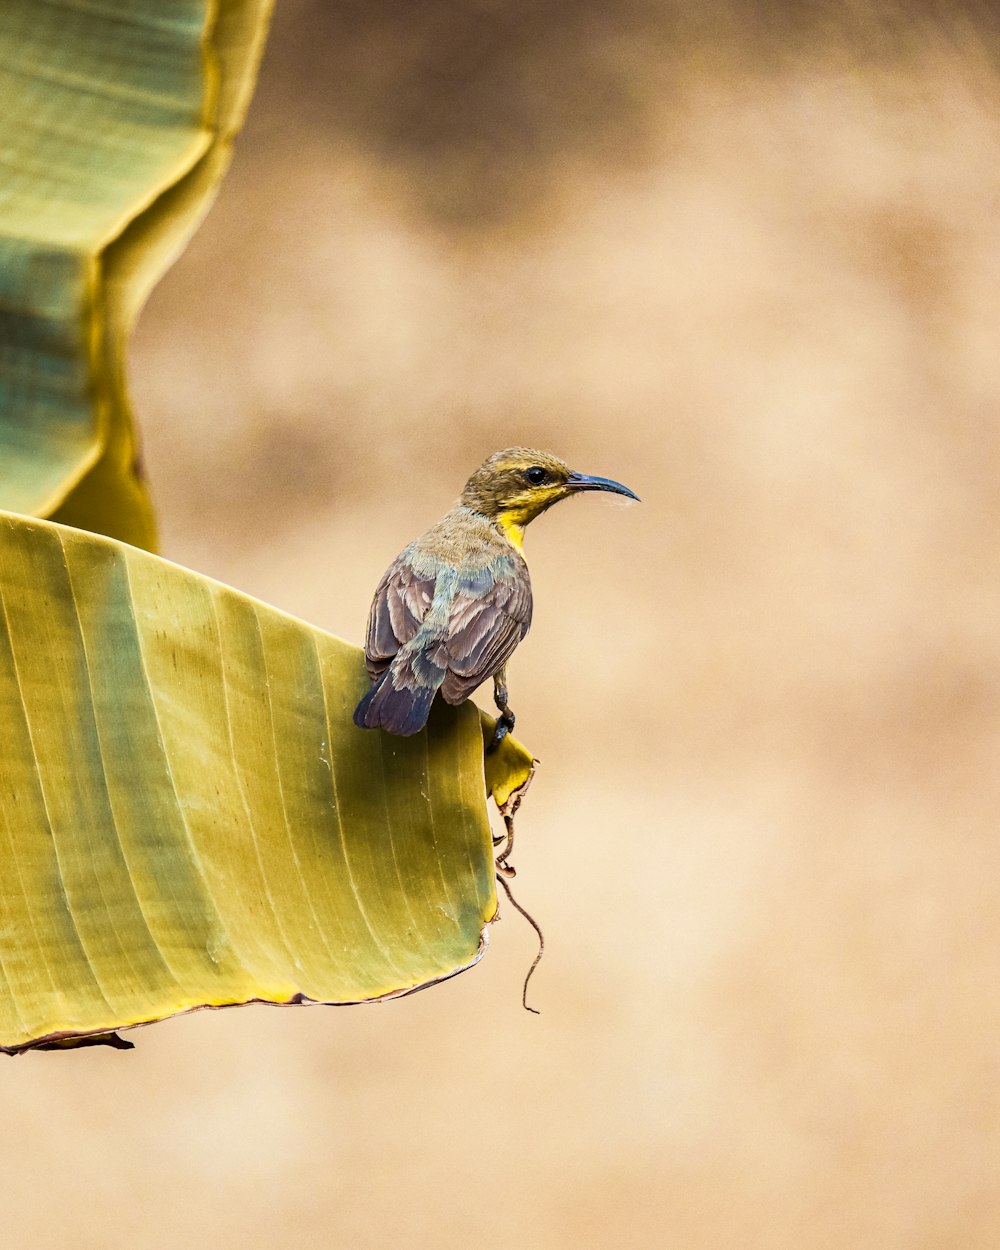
[497,511,527,550]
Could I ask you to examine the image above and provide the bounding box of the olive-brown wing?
[364,553,437,679]
[438,565,532,704]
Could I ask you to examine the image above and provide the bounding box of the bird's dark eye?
[524,466,547,485]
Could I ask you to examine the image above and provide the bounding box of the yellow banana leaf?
[0,0,274,549]
[0,511,535,1054]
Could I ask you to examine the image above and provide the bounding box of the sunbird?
[353,447,639,745]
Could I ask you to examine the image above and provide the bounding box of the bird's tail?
[353,658,441,736]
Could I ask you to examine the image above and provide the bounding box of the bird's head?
[460,447,639,541]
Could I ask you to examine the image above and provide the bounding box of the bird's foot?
[487,712,515,754]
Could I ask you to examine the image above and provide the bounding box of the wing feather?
[364,554,436,678]
[438,563,532,703]
[363,543,532,705]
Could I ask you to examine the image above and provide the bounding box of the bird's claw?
[487,714,515,754]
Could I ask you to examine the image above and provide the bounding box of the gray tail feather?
[353,668,439,736]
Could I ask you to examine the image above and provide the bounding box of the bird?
[353,446,639,746]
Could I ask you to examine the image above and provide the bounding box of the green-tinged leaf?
[0,0,274,547]
[0,511,535,1054]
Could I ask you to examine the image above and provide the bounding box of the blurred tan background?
[7,2,1000,1246]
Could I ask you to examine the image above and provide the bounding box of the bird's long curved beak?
[566,471,640,502]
